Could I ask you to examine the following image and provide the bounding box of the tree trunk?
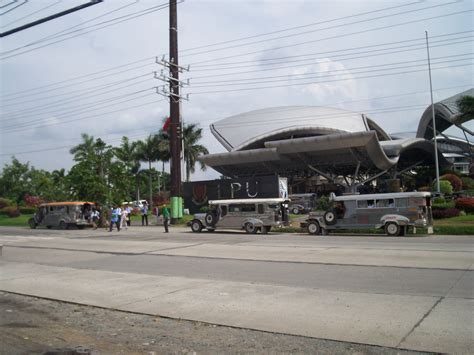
[148,161,153,212]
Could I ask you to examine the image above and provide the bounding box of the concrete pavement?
[0,227,473,353]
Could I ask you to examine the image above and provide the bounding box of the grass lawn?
[0,214,32,227]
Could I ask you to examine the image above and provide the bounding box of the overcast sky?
[0,0,472,181]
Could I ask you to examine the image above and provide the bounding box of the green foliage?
[433,197,446,204]
[19,207,36,214]
[314,195,331,211]
[440,174,462,191]
[0,206,20,217]
[0,198,13,209]
[434,180,453,195]
[460,177,474,190]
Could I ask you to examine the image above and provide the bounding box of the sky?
[0,0,473,181]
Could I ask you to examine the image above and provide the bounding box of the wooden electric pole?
[169,0,182,223]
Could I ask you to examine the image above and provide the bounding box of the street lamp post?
[425,31,440,194]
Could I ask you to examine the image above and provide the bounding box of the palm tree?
[136,134,162,210]
[114,137,140,200]
[182,123,209,182]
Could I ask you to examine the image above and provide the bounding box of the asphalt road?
[0,226,473,353]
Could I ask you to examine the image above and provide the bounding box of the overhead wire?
[190,54,473,87]
[0,1,173,60]
[182,1,462,59]
[2,84,471,154]
[0,0,26,15]
[186,9,474,65]
[1,0,62,28]
[2,75,154,122]
[187,63,473,95]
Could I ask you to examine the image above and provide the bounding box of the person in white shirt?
[120,206,128,230]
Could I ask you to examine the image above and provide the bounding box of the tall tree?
[182,123,209,182]
[114,137,140,201]
[136,134,162,210]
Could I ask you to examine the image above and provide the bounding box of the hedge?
[432,208,461,219]
[455,197,474,213]
[0,206,21,217]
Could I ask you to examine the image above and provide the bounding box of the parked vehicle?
[28,202,95,230]
[300,192,433,236]
[288,193,316,214]
[189,198,290,234]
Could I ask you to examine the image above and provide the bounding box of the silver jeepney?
[190,198,290,234]
[28,202,95,230]
[301,192,433,236]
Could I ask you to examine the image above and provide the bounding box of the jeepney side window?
[376,199,389,208]
[357,200,368,208]
[49,206,54,212]
[258,204,264,214]
[221,205,227,216]
[397,198,408,208]
[367,200,375,208]
[241,204,256,212]
[229,204,240,213]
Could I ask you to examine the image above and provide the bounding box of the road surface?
[0,226,472,353]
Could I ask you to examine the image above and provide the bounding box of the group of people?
[109,204,132,232]
[108,202,170,233]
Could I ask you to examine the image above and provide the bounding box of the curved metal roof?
[417,88,473,140]
[210,106,390,151]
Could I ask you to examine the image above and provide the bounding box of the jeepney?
[301,192,433,236]
[190,198,290,234]
[28,202,95,230]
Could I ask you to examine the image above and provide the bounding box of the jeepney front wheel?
[191,220,203,233]
[244,223,257,234]
[28,218,37,229]
[307,221,320,235]
[385,222,400,236]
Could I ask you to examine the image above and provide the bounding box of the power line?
[182,1,463,59]
[187,63,473,95]
[0,1,173,59]
[190,32,474,71]
[1,0,62,29]
[186,9,474,65]
[2,94,161,133]
[190,55,473,87]
[3,88,156,131]
[0,0,27,16]
[4,84,469,150]
[4,80,154,121]
[1,60,154,101]
[2,73,153,112]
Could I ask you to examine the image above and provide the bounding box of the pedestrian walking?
[126,204,132,226]
[120,206,128,230]
[109,206,120,232]
[162,205,170,233]
[141,202,148,226]
[91,208,100,230]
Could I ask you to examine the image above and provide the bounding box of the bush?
[432,208,461,219]
[0,206,21,218]
[23,195,44,207]
[433,180,453,195]
[433,197,446,204]
[432,201,455,210]
[314,195,331,211]
[460,177,474,190]
[19,207,36,214]
[199,206,210,213]
[0,198,13,209]
[440,174,463,191]
[455,197,474,213]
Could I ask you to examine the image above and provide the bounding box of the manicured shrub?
[455,197,474,213]
[440,174,463,191]
[432,201,455,210]
[19,207,36,214]
[433,180,453,195]
[432,208,461,219]
[0,206,21,218]
[314,195,331,211]
[433,197,446,204]
[460,177,474,190]
[0,198,13,209]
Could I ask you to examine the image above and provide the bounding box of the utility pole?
[169,0,182,223]
[425,31,440,194]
